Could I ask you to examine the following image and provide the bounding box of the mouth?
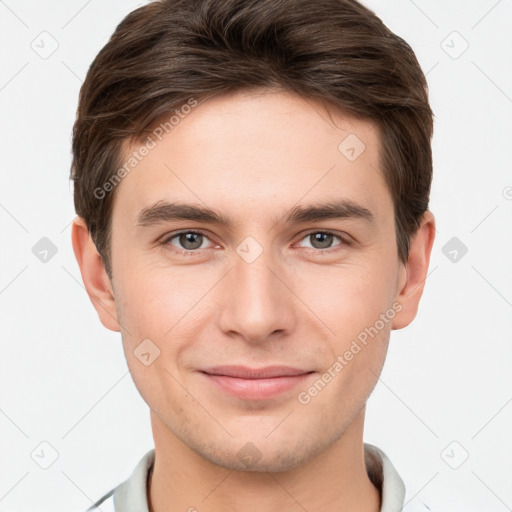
[198,365,315,400]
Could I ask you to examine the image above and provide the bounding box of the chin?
[185,431,328,473]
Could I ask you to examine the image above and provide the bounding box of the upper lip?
[200,365,313,379]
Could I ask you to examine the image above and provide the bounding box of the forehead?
[112,88,392,227]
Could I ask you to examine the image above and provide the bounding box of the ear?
[392,210,436,330]
[71,216,120,332]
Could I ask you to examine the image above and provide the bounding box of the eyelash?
[160,229,351,257]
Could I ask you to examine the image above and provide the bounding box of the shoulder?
[81,449,155,512]
[364,443,440,512]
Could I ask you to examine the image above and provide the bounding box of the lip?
[199,365,315,400]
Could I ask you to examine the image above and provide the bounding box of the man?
[70,0,436,510]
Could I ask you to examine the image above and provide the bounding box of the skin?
[72,88,435,512]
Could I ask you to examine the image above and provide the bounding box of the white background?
[0,1,511,511]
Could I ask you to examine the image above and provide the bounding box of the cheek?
[113,256,220,354]
[296,259,396,339]
[114,275,166,338]
[114,257,180,327]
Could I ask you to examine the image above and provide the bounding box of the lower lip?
[200,372,314,400]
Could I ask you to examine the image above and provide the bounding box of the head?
[71,0,435,472]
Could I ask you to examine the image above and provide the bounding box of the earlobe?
[71,217,121,332]
[392,210,436,331]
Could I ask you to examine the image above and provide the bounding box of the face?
[102,89,410,471]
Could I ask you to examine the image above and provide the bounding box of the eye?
[161,229,350,257]
[162,230,214,255]
[295,230,347,252]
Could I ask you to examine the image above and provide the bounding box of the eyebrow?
[136,199,375,228]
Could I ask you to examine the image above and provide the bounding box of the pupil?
[313,232,332,249]
[181,233,202,249]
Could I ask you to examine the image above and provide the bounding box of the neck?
[147,409,381,512]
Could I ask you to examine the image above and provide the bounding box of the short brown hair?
[71,0,433,277]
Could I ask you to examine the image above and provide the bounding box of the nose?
[216,242,297,345]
